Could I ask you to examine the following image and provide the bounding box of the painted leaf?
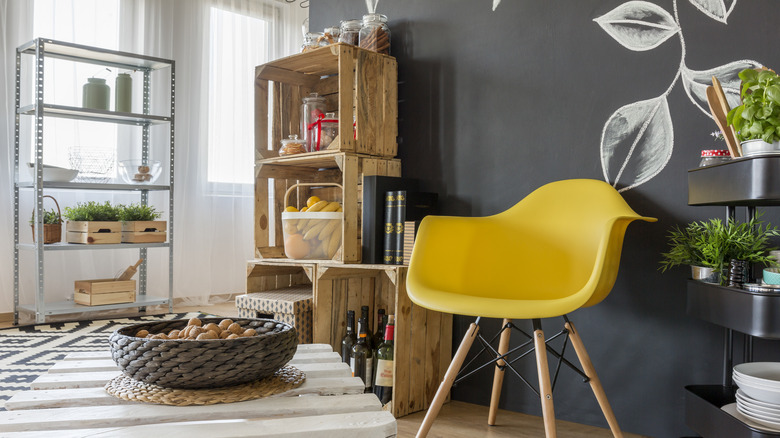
[601,96,674,192]
[594,1,680,51]
[681,60,762,117]
[688,0,737,24]
[492,0,501,11]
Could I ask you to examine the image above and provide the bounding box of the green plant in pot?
[118,203,166,243]
[727,68,780,153]
[62,201,121,244]
[660,215,780,284]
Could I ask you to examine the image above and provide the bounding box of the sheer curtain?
[0,0,307,316]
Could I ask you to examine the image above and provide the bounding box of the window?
[207,6,270,185]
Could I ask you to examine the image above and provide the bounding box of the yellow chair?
[406,179,655,438]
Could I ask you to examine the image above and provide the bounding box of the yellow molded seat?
[407,179,655,437]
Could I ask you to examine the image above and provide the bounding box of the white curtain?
[0,0,307,316]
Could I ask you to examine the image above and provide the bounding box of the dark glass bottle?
[361,305,375,350]
[341,310,356,364]
[372,309,386,349]
[351,316,373,392]
[374,315,395,405]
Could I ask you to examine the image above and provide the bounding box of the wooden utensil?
[706,85,741,158]
[117,258,143,281]
[711,76,742,157]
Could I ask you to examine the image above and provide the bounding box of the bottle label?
[350,357,357,377]
[365,360,373,388]
[375,359,393,387]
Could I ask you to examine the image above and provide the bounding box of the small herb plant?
[118,203,162,222]
[660,215,780,283]
[727,68,780,144]
[29,209,61,225]
[62,201,120,221]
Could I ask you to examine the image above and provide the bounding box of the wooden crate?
[121,220,167,243]
[74,279,136,306]
[255,152,401,263]
[66,221,121,244]
[313,263,453,418]
[255,43,397,159]
[236,285,313,344]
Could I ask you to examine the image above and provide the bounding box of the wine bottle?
[360,305,375,350]
[372,309,386,348]
[351,316,373,392]
[341,310,356,364]
[374,315,395,405]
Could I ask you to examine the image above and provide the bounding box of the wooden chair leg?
[416,321,480,438]
[533,320,557,438]
[488,318,512,426]
[565,321,624,438]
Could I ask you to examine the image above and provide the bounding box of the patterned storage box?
[236,285,313,344]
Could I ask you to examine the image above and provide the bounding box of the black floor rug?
[0,312,209,411]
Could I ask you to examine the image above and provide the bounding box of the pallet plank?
[1,411,396,438]
[0,393,382,432]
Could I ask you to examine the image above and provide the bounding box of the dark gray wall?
[312,2,780,436]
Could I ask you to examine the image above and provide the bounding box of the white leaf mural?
[681,60,762,117]
[493,0,501,11]
[601,96,674,192]
[594,1,681,51]
[688,0,737,24]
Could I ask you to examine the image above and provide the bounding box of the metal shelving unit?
[13,38,175,324]
[685,157,780,437]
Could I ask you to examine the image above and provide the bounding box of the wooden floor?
[0,300,646,437]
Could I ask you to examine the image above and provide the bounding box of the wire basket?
[68,146,115,183]
[31,195,62,244]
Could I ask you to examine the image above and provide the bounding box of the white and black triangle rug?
[0,312,208,411]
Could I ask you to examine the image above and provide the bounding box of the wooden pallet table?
[0,344,396,437]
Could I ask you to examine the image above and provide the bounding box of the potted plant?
[727,68,780,154]
[660,215,780,284]
[118,203,166,243]
[29,195,62,244]
[62,201,121,244]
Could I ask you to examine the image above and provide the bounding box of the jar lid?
[302,92,325,103]
[362,13,388,24]
[701,149,730,157]
[340,19,361,30]
[281,134,302,144]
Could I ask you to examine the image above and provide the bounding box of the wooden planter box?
[255,43,397,159]
[66,221,121,244]
[255,152,401,263]
[74,279,136,306]
[121,220,167,243]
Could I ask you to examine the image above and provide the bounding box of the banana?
[327,234,341,258]
[321,201,340,212]
[303,221,327,240]
[318,219,340,241]
[307,200,329,212]
[336,206,343,212]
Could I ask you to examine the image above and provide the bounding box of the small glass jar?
[339,19,361,45]
[699,149,731,167]
[279,134,306,156]
[317,112,339,151]
[359,13,390,55]
[301,32,323,53]
[301,93,327,152]
[322,26,340,45]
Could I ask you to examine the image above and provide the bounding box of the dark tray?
[687,280,780,338]
[686,385,780,437]
[688,156,780,206]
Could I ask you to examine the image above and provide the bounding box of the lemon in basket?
[306,196,320,208]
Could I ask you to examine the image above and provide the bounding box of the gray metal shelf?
[17,103,170,125]
[13,38,175,324]
[17,295,170,316]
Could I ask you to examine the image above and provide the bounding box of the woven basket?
[30,195,62,244]
[109,318,297,389]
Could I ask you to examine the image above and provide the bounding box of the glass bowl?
[119,160,162,184]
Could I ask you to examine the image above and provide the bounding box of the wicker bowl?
[108,318,297,389]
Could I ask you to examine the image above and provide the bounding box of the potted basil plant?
[727,68,780,155]
[62,201,122,244]
[660,216,780,284]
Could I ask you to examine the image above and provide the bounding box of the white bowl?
[738,403,780,428]
[738,389,780,410]
[735,362,780,386]
[734,374,780,404]
[26,163,78,182]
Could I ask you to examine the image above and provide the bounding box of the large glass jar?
[359,13,390,55]
[301,93,327,152]
[339,19,361,45]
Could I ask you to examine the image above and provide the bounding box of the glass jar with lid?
[322,26,340,45]
[301,32,323,53]
[358,13,390,55]
[699,149,731,167]
[301,93,327,152]
[279,134,306,156]
[339,19,361,45]
[316,112,339,151]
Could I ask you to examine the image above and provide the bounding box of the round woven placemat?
[105,365,305,406]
